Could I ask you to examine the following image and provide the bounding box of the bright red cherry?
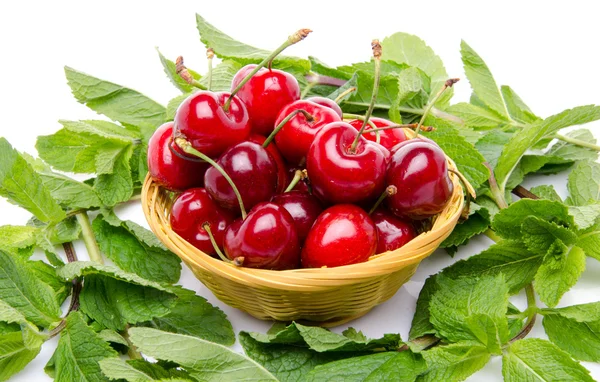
[170,188,235,255]
[147,122,208,191]
[247,134,288,193]
[224,203,300,270]
[305,96,343,118]
[274,100,341,165]
[271,191,323,242]
[174,91,250,158]
[307,122,388,204]
[302,204,377,268]
[231,64,300,136]
[386,139,453,219]
[204,142,278,214]
[371,209,416,254]
[348,117,407,150]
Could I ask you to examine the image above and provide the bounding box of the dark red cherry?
[271,191,323,242]
[170,188,235,255]
[231,64,300,136]
[204,142,278,214]
[274,100,341,165]
[305,96,343,118]
[348,117,407,150]
[371,209,416,254]
[223,203,300,270]
[147,122,208,191]
[174,91,250,158]
[307,122,388,204]
[386,139,453,219]
[247,134,288,193]
[302,204,377,268]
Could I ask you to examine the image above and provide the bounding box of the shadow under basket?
[142,158,471,327]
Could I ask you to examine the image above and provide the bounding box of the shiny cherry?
[204,141,278,214]
[348,117,407,150]
[170,188,235,255]
[224,202,300,270]
[147,122,208,191]
[247,134,288,193]
[271,191,323,242]
[307,122,388,204]
[274,100,341,165]
[371,209,416,254]
[174,91,250,158]
[305,96,343,118]
[386,139,453,219]
[302,204,377,268]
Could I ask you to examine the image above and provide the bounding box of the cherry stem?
[263,109,314,148]
[369,185,397,215]
[285,170,304,192]
[484,162,509,210]
[350,40,382,153]
[355,124,435,134]
[512,185,540,200]
[224,28,312,112]
[553,133,600,151]
[343,113,381,144]
[415,78,460,131]
[175,138,247,219]
[202,223,240,266]
[176,56,206,90]
[305,73,348,88]
[334,87,358,104]
[206,48,214,91]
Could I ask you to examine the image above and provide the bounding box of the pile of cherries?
[148,35,454,270]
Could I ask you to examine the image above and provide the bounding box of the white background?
[1,1,599,380]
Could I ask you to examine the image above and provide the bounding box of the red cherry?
[170,188,235,255]
[147,122,208,191]
[271,191,323,242]
[274,100,341,165]
[204,142,278,214]
[247,134,288,193]
[302,204,377,268]
[305,96,343,118]
[224,202,300,270]
[386,139,454,219]
[174,91,250,158]
[348,117,407,150]
[231,64,300,136]
[307,122,388,204]
[371,209,416,253]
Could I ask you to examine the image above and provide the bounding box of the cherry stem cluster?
[369,186,397,215]
[263,109,313,148]
[202,223,244,266]
[415,78,460,132]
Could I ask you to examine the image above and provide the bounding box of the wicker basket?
[142,152,472,327]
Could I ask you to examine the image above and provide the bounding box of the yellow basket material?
[142,153,470,327]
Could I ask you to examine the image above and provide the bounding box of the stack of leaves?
[1,12,600,382]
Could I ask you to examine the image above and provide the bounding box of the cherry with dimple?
[305,96,343,118]
[348,117,408,150]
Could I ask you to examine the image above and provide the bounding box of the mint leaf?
[577,224,600,260]
[535,245,586,308]
[409,275,439,340]
[97,329,128,347]
[308,56,352,80]
[568,160,600,206]
[542,301,600,321]
[129,327,278,381]
[388,67,430,124]
[474,130,512,168]
[440,211,490,250]
[28,260,71,305]
[166,93,192,121]
[542,310,600,362]
[446,102,507,130]
[568,204,600,230]
[547,129,598,163]
[305,351,426,382]
[0,138,66,223]
[93,145,134,206]
[60,119,140,144]
[502,338,593,381]
[0,329,44,381]
[92,215,180,283]
[521,216,578,255]
[460,41,509,119]
[64,66,166,127]
[100,358,194,382]
[157,48,201,93]
[46,311,118,382]
[530,185,562,202]
[0,225,38,256]
[199,60,243,92]
[0,250,61,327]
[500,85,540,124]
[419,342,491,382]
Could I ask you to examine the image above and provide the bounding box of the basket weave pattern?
[142,157,467,326]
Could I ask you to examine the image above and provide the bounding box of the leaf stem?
[511,185,540,200]
[554,133,600,151]
[76,212,103,264]
[510,284,538,343]
[263,109,313,148]
[484,229,502,243]
[484,162,508,209]
[416,78,459,131]
[206,48,214,91]
[369,186,397,215]
[122,327,143,359]
[48,243,82,339]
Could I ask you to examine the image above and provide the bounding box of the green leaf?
[535,245,586,308]
[0,138,66,223]
[474,130,512,169]
[0,225,38,255]
[0,329,44,381]
[141,287,234,346]
[500,85,540,123]
[27,260,71,305]
[305,351,426,382]
[0,250,61,327]
[419,342,491,382]
[409,275,439,340]
[542,301,600,321]
[47,311,118,382]
[446,102,507,130]
[460,41,509,119]
[521,216,578,255]
[59,120,140,144]
[542,312,600,362]
[546,129,598,163]
[166,93,192,121]
[568,161,600,206]
[157,48,201,93]
[92,215,180,283]
[577,223,600,260]
[342,72,401,113]
[530,185,562,202]
[388,67,430,124]
[129,327,278,381]
[568,204,600,230]
[93,145,134,206]
[440,212,490,250]
[308,56,352,80]
[97,330,128,347]
[381,32,451,106]
[79,274,175,331]
[199,60,243,92]
[502,338,593,381]
[64,66,166,128]
[100,358,194,382]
